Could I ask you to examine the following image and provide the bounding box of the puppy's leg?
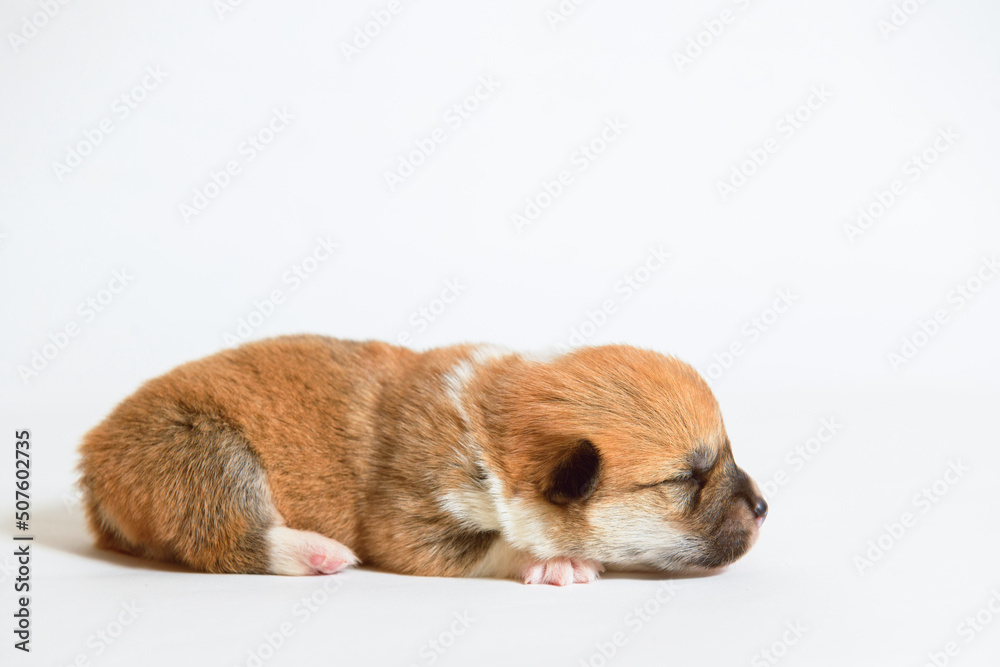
[80,413,356,576]
[521,557,604,585]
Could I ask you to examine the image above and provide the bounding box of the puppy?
[78,336,767,585]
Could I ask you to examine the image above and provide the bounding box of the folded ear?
[542,439,602,505]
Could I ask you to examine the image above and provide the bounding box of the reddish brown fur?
[79,336,766,579]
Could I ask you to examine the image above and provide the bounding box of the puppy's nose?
[752,498,768,526]
[753,498,768,518]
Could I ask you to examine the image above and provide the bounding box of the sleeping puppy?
[78,336,767,585]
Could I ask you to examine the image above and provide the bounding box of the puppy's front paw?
[521,557,603,586]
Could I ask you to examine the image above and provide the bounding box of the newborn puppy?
[79,336,767,585]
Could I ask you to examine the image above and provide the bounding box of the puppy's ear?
[543,439,601,505]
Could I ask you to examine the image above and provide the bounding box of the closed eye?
[637,473,703,490]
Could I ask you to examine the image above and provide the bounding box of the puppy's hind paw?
[267,526,359,576]
[522,557,603,586]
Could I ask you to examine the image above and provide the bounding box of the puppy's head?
[496,345,767,571]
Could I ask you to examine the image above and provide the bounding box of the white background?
[2,0,999,665]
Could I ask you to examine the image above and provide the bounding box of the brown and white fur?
[78,336,767,585]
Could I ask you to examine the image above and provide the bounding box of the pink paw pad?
[308,550,348,575]
[522,557,604,586]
